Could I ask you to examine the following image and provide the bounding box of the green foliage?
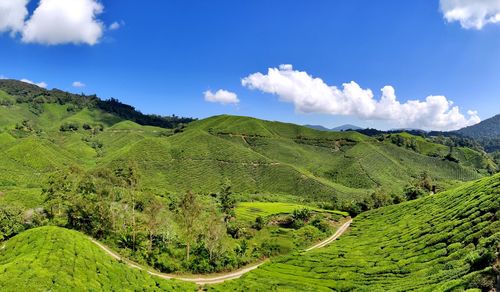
[211,174,500,291]
[217,181,236,222]
[0,205,25,240]
[253,216,266,231]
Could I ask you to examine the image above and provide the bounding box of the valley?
[0,80,498,291]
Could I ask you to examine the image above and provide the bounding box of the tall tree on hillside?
[115,161,140,251]
[178,191,202,261]
[44,166,82,221]
[217,181,236,222]
[144,196,166,253]
[203,208,226,261]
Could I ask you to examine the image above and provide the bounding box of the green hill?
[455,114,500,153]
[0,226,195,291]
[456,114,500,140]
[0,82,496,203]
[212,173,500,291]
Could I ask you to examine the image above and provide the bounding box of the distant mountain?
[455,114,500,139]
[331,124,362,131]
[304,124,362,132]
[454,114,500,153]
[304,124,332,131]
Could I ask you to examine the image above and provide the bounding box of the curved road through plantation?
[91,219,353,285]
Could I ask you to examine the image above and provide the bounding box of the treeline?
[337,172,437,217]
[0,79,195,129]
[96,98,194,129]
[0,165,293,273]
[354,127,498,154]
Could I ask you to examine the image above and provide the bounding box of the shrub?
[253,216,266,230]
[60,122,80,132]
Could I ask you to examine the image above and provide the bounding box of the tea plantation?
[212,173,500,291]
[0,226,196,291]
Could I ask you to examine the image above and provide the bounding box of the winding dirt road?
[91,219,352,285]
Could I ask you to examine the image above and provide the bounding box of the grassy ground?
[211,173,500,291]
[0,226,196,291]
[235,202,348,223]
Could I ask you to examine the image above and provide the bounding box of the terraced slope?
[212,174,500,291]
[0,86,495,202]
[0,226,196,291]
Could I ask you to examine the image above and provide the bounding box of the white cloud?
[72,81,86,88]
[22,0,104,45]
[204,89,239,105]
[0,0,28,35]
[242,65,480,131]
[440,0,500,29]
[21,78,48,88]
[109,21,123,31]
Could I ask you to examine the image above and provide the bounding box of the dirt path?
[305,219,352,251]
[90,219,352,285]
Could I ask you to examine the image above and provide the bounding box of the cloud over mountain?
[242,65,480,131]
[21,78,47,88]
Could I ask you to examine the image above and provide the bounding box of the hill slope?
[212,173,500,291]
[0,226,195,291]
[456,114,500,139]
[0,82,495,203]
[456,114,500,153]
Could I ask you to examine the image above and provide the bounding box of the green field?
[236,202,348,223]
[212,173,500,291]
[0,226,196,291]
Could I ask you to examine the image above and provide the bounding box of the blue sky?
[1,0,499,130]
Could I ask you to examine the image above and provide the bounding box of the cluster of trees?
[36,167,252,273]
[96,98,195,129]
[15,120,35,132]
[339,172,436,216]
[387,135,419,152]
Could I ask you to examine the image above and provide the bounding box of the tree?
[0,205,25,240]
[144,196,167,253]
[177,191,202,261]
[217,181,236,222]
[370,188,392,208]
[43,166,83,222]
[203,208,226,261]
[115,162,140,251]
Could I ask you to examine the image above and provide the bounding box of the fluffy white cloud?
[204,89,239,105]
[72,81,86,88]
[440,0,500,29]
[242,65,480,131]
[0,0,28,34]
[22,0,104,45]
[21,78,48,88]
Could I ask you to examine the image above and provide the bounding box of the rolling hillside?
[0,226,196,291]
[456,114,500,139]
[212,173,500,291]
[0,82,496,204]
[455,114,500,153]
